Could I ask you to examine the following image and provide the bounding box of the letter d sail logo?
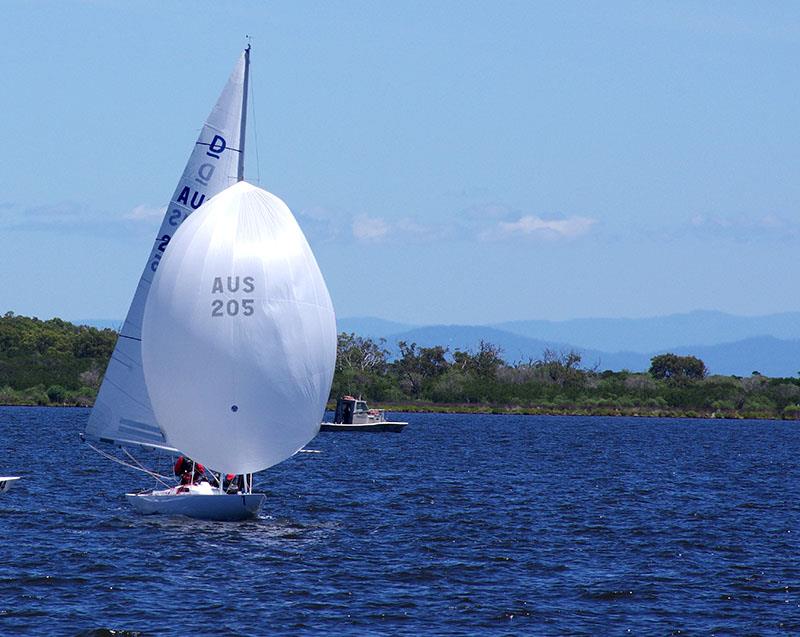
[207,135,227,159]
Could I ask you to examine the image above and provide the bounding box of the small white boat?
[0,476,20,494]
[321,397,408,433]
[127,482,265,521]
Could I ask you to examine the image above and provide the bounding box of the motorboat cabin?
[321,396,407,432]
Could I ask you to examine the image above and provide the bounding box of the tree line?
[333,333,800,420]
[0,312,116,406]
[1,313,799,419]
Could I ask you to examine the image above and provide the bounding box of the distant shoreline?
[2,400,797,421]
[325,401,794,421]
[3,312,800,422]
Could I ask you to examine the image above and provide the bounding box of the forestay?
[141,182,337,474]
[85,49,250,451]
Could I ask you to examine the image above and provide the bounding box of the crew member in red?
[173,456,205,485]
[223,473,238,493]
[222,473,248,493]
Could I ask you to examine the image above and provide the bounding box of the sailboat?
[84,46,336,521]
[0,476,20,494]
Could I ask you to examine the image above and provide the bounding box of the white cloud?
[352,215,390,241]
[0,202,91,229]
[295,205,346,242]
[0,200,170,235]
[687,213,800,239]
[394,218,431,237]
[295,205,438,244]
[484,214,597,240]
[124,204,166,221]
[1,201,170,230]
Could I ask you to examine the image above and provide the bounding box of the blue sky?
[2,1,799,325]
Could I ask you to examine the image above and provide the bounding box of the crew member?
[173,456,205,485]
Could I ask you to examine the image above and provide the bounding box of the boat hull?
[126,490,265,521]
[0,477,20,494]
[320,421,407,433]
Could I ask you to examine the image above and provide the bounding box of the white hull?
[0,477,20,494]
[126,483,265,521]
[320,421,407,433]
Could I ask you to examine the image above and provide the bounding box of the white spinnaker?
[85,49,249,451]
[142,182,337,474]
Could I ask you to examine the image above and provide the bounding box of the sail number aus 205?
[211,276,255,317]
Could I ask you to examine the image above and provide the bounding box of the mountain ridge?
[336,312,800,377]
[493,310,800,353]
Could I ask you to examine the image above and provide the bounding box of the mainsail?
[141,182,337,474]
[85,48,250,451]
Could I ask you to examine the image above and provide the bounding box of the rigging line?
[195,142,243,153]
[84,441,172,487]
[249,57,262,185]
[122,447,173,487]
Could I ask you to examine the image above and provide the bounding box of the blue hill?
[368,325,800,377]
[337,316,416,339]
[493,310,800,353]
[79,314,800,376]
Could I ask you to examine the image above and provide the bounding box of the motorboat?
[321,396,407,432]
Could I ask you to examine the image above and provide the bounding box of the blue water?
[1,407,799,635]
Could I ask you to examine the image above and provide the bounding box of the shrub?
[783,405,800,420]
[46,385,67,404]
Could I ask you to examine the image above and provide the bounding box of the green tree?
[331,333,391,399]
[46,384,66,403]
[452,341,504,379]
[335,333,389,375]
[649,353,707,381]
[536,348,585,387]
[393,341,449,397]
[0,313,116,393]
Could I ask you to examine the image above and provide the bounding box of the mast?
[238,44,250,182]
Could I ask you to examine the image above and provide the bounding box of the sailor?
[223,473,239,493]
[174,456,205,485]
[223,474,248,493]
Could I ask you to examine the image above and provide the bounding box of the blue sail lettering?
[176,186,206,209]
[190,192,206,209]
[196,162,215,186]
[207,134,227,159]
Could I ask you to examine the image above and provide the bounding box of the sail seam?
[109,355,133,371]
[118,427,165,443]
[195,143,243,153]
[102,375,157,412]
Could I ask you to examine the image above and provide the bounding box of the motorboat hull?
[320,421,407,433]
[126,487,265,521]
[0,477,20,494]
[326,398,407,432]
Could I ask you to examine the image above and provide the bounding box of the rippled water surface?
[1,407,799,635]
